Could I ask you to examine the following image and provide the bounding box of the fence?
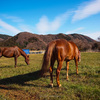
[29,50,45,54]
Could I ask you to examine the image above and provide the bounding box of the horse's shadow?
[0,70,41,88]
[0,66,12,68]
[0,64,28,68]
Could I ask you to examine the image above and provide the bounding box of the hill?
[0,32,100,51]
[0,34,12,41]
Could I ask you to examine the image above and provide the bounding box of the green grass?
[0,52,100,100]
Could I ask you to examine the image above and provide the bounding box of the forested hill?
[0,32,100,51]
[0,34,12,41]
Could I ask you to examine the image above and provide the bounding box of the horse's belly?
[3,52,14,58]
[65,56,74,61]
[3,55,14,58]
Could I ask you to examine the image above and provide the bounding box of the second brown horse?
[41,39,81,87]
[0,46,29,67]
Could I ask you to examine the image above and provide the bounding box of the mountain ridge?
[0,32,99,51]
[0,34,12,41]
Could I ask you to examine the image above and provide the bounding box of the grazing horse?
[41,39,81,87]
[0,46,29,68]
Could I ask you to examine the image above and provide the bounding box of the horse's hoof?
[66,78,69,81]
[58,84,61,87]
[49,83,53,88]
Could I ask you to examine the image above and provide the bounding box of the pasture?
[0,52,100,100]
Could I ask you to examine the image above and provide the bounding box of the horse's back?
[53,39,78,61]
[1,46,20,57]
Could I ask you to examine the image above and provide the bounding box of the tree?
[98,36,100,41]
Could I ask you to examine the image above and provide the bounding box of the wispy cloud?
[65,28,100,40]
[0,19,21,35]
[2,14,23,22]
[36,11,71,33]
[19,24,35,33]
[65,27,84,34]
[0,28,6,33]
[72,0,100,22]
[0,14,33,34]
[82,31,100,40]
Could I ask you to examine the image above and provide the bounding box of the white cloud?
[36,16,49,33]
[0,19,21,35]
[65,27,84,34]
[72,0,100,22]
[36,11,71,33]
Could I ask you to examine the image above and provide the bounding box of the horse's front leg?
[14,57,17,68]
[56,60,63,87]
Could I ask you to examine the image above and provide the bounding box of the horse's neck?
[19,49,27,58]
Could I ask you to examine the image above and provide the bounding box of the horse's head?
[25,55,29,65]
[78,51,81,62]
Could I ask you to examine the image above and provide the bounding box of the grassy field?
[0,52,100,100]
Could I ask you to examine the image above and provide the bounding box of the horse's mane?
[18,48,27,57]
[13,46,27,58]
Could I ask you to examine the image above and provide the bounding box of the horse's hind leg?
[56,60,63,87]
[49,58,55,87]
[75,60,78,75]
[66,61,69,80]
[14,57,17,68]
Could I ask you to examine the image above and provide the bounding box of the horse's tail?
[41,41,56,76]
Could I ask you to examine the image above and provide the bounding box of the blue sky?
[0,0,100,40]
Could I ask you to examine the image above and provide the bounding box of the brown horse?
[41,39,81,87]
[0,46,29,68]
